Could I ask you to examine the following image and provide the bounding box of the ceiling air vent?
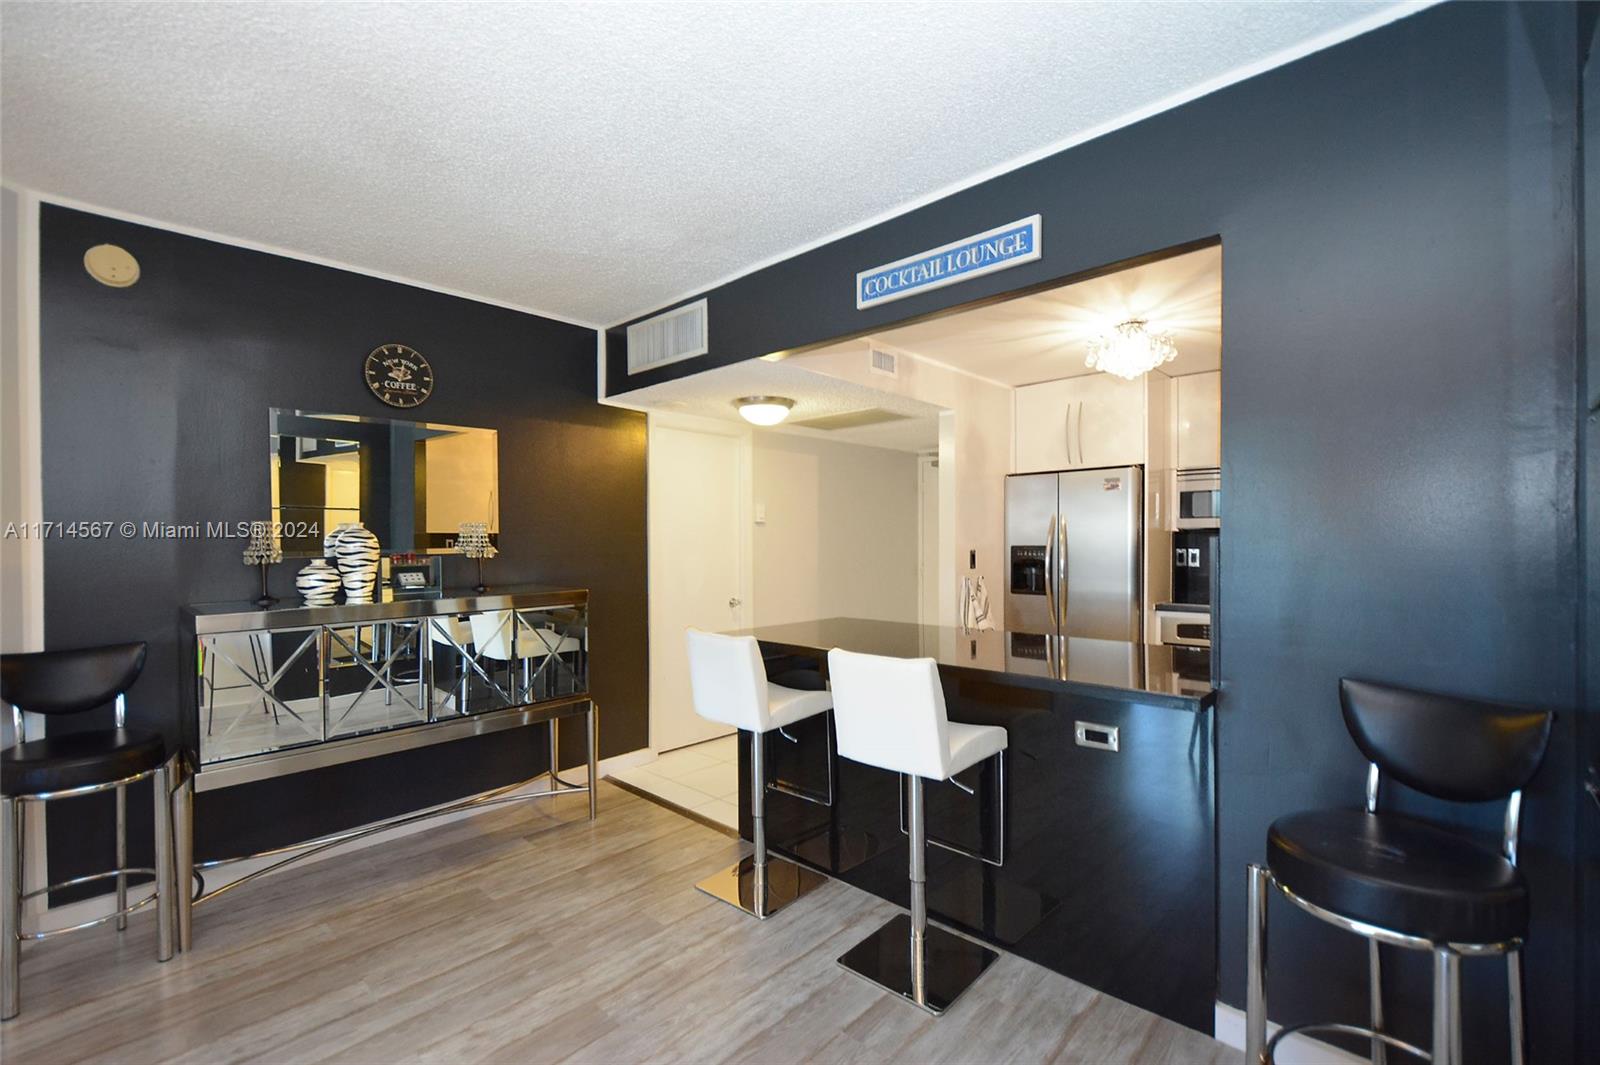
[627,299,709,375]
[869,346,898,377]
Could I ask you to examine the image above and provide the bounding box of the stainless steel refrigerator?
[1005,466,1143,680]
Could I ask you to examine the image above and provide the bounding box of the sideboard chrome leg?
[587,701,599,821]
[152,759,175,963]
[173,769,194,952]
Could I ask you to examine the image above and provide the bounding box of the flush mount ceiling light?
[734,396,795,426]
[83,243,140,287]
[1084,319,1178,379]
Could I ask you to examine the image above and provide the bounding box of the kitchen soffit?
[813,244,1223,387]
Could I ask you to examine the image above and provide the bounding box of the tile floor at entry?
[609,734,739,828]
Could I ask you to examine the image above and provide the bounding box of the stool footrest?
[20,883,162,941]
[20,866,156,902]
[1265,1021,1431,1063]
[766,780,831,807]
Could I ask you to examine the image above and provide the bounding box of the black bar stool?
[1246,678,1552,1064]
[0,642,181,1021]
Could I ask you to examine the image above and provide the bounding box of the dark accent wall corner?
[36,204,646,884]
[608,3,1585,1058]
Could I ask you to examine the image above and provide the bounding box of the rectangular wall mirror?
[270,409,499,557]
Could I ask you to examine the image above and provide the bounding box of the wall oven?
[1174,468,1221,530]
[1156,604,1212,648]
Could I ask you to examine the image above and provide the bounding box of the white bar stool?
[685,628,831,919]
[826,647,1006,1016]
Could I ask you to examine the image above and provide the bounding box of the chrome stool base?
[838,913,999,1016]
[696,853,827,920]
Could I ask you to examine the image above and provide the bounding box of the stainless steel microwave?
[1175,468,1221,530]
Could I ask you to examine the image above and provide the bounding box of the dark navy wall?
[1579,13,1600,1065]
[38,205,647,886]
[611,4,1584,1058]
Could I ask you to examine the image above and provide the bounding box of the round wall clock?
[364,343,434,408]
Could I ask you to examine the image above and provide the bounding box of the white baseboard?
[1214,1001,1366,1064]
[41,746,652,926]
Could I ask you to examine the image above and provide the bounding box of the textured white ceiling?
[618,358,942,452]
[2,1,1422,326]
[826,243,1222,385]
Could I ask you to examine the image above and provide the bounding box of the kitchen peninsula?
[729,617,1217,1031]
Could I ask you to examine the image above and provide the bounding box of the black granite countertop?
[727,617,1214,711]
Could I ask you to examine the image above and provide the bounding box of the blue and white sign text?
[856,215,1041,310]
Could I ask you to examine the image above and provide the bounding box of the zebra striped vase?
[333,522,381,602]
[295,558,341,606]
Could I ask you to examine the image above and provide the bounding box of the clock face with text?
[364,344,434,408]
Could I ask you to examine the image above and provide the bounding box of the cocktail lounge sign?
[855,215,1041,310]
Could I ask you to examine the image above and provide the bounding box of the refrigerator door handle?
[1043,513,1057,626]
[1057,512,1069,630]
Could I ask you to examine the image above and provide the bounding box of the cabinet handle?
[1064,403,1074,465]
[1077,402,1084,466]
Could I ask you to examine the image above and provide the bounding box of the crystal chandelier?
[1084,319,1178,379]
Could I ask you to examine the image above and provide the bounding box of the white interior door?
[648,417,749,752]
[918,455,940,627]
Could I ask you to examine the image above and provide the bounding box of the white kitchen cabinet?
[1014,373,1147,472]
[1013,378,1075,472]
[1175,371,1221,469]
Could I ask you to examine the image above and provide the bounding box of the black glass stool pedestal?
[837,912,998,1016]
[696,852,828,920]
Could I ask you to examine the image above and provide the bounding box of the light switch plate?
[754,503,766,525]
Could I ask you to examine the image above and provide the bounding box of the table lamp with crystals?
[242,521,283,606]
[458,521,497,593]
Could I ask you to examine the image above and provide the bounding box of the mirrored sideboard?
[185,585,590,786]
[177,585,596,953]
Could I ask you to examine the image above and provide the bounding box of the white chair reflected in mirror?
[467,611,581,704]
[684,628,832,919]
[469,610,584,787]
[426,616,474,717]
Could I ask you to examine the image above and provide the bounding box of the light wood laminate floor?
[2,783,1231,1064]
